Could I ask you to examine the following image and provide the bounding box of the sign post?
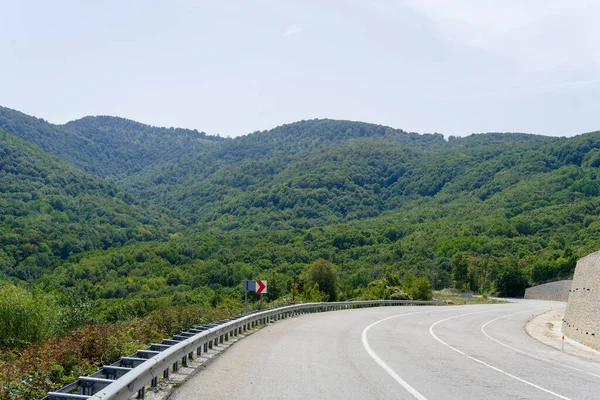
[256,280,267,311]
[242,280,254,314]
[242,280,267,313]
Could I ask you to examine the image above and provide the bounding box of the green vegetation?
[0,297,239,399]
[307,259,339,301]
[0,106,223,179]
[1,109,600,397]
[0,284,55,347]
[0,129,178,283]
[431,290,508,305]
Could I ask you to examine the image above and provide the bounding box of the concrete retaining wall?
[524,280,571,301]
[563,251,600,351]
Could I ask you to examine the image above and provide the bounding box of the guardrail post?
[137,386,145,399]
[151,377,158,387]
[197,346,201,356]
[182,354,188,367]
[173,361,179,372]
[164,368,169,379]
[204,342,208,352]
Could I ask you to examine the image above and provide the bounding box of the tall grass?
[0,284,56,347]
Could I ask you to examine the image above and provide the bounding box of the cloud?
[284,24,307,36]
[542,78,600,89]
[401,0,600,63]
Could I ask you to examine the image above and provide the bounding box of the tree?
[408,277,433,300]
[307,258,339,301]
[496,266,528,298]
[451,253,469,290]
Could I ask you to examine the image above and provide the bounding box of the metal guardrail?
[45,300,444,400]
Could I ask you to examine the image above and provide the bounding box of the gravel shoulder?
[525,305,600,362]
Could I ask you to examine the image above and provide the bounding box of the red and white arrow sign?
[255,280,267,294]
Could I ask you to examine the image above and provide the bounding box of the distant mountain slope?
[122,119,447,220]
[0,106,223,178]
[123,120,565,227]
[2,106,600,338]
[0,129,179,281]
[5,108,597,234]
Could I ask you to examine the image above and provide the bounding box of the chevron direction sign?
[255,280,267,294]
[242,280,268,294]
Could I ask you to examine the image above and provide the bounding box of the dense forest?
[0,106,223,179]
[1,108,600,397]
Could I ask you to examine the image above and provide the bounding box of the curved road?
[171,300,600,400]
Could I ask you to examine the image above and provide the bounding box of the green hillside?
[122,119,446,220]
[0,129,179,282]
[2,110,600,322]
[0,106,223,178]
[123,120,559,228]
[3,109,600,397]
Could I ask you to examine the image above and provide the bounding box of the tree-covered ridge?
[123,124,600,229]
[28,129,600,312]
[0,106,223,178]
[3,108,600,311]
[5,108,600,398]
[0,129,180,282]
[214,118,446,160]
[120,119,446,212]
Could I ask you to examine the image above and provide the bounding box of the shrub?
[496,266,528,297]
[306,259,339,301]
[0,284,57,347]
[408,277,433,301]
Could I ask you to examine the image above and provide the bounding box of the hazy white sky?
[2,0,599,137]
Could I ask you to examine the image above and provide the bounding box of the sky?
[1,0,599,138]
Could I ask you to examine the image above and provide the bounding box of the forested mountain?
[0,106,223,178]
[122,119,446,221]
[122,120,562,228]
[2,108,600,318]
[4,107,600,397]
[3,108,600,296]
[0,128,179,283]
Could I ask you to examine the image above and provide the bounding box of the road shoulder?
[525,305,600,362]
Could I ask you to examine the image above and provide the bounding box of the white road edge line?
[361,310,435,400]
[481,310,600,379]
[429,310,573,400]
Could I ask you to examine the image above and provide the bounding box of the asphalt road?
[170,300,600,400]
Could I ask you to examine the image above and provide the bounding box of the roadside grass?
[433,291,510,305]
